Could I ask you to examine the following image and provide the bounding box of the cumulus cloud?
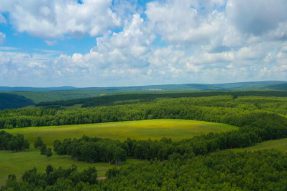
[146,0,225,44]
[227,0,287,35]
[56,14,152,74]
[0,0,121,38]
[0,0,287,86]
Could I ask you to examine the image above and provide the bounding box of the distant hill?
[0,93,34,110]
[1,81,287,103]
[1,81,286,92]
[75,81,287,92]
[266,83,287,90]
[37,91,287,108]
[0,86,76,92]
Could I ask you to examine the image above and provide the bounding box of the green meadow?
[0,119,237,185]
[0,150,143,185]
[4,119,238,146]
[234,138,287,153]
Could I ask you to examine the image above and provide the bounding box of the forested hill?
[1,81,287,104]
[1,81,286,92]
[37,91,287,108]
[0,93,34,110]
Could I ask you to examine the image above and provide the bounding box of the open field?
[0,119,236,186]
[234,138,287,153]
[0,151,111,185]
[4,119,238,146]
[0,150,143,185]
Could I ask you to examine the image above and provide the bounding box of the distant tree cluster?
[1,165,98,191]
[54,136,126,164]
[0,131,29,151]
[0,93,34,110]
[34,137,52,157]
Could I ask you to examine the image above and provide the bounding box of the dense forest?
[0,131,29,151]
[54,117,287,163]
[2,89,287,110]
[1,95,287,190]
[37,91,287,107]
[0,93,34,110]
[1,96,287,129]
[1,165,98,191]
[2,151,287,191]
[54,137,126,164]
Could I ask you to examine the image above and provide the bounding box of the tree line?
[54,137,126,164]
[0,93,34,110]
[2,151,287,191]
[36,91,287,108]
[53,112,287,163]
[0,131,29,151]
[1,165,98,191]
[2,96,287,129]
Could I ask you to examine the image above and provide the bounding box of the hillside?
[0,81,286,104]
[0,93,34,110]
[36,90,287,108]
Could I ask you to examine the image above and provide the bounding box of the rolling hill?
[0,93,34,110]
[1,81,287,108]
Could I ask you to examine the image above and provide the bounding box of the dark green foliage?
[2,94,287,190]
[35,138,53,158]
[2,151,287,191]
[0,93,34,110]
[40,144,47,155]
[39,143,53,157]
[102,151,287,191]
[45,148,52,157]
[0,166,98,191]
[46,165,53,175]
[54,115,287,162]
[2,95,287,129]
[267,83,287,90]
[54,136,126,164]
[0,131,29,151]
[37,91,287,108]
[34,137,44,149]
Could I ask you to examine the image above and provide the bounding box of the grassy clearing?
[234,138,287,153]
[0,150,142,186]
[0,119,237,185]
[4,119,238,146]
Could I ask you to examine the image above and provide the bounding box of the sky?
[0,0,287,87]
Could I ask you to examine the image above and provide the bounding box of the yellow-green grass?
[0,119,236,185]
[4,119,238,146]
[233,138,287,153]
[0,150,142,186]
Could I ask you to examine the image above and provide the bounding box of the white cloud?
[145,0,227,45]
[1,0,287,86]
[0,0,121,38]
[226,0,287,35]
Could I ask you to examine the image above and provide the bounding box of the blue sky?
[0,0,287,87]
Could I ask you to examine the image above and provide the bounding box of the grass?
[4,119,238,146]
[0,119,237,186]
[234,138,287,153]
[0,150,143,186]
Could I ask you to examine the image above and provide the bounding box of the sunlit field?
[5,119,238,146]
